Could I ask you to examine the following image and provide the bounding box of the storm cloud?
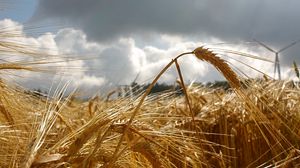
[31,1,299,40]
[31,0,300,66]
[4,1,300,96]
[0,0,290,94]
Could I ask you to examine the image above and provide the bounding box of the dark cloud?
[32,0,300,67]
[32,1,258,40]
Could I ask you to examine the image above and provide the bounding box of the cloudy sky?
[1,0,300,95]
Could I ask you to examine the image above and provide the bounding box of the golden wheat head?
[193,47,240,89]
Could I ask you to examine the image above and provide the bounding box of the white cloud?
[0,19,105,96]
[0,19,23,32]
[2,19,292,97]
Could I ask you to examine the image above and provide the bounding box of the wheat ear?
[193,47,241,89]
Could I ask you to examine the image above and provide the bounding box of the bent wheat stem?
[109,47,241,167]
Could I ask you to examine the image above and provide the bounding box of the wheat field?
[1,25,300,168]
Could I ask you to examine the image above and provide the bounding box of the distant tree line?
[29,80,235,99]
[120,80,232,97]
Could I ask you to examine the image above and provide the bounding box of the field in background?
[1,66,300,167]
